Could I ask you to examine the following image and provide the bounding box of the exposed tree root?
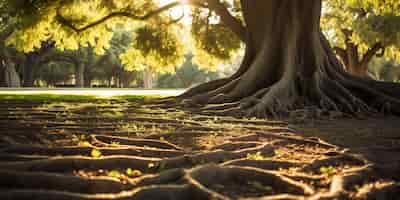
[0,145,185,158]
[303,154,367,173]
[0,170,129,193]
[0,185,196,200]
[211,142,262,151]
[189,165,314,198]
[231,132,338,150]
[0,155,157,172]
[1,100,398,199]
[91,135,184,150]
[222,159,303,170]
[1,129,390,199]
[356,182,400,200]
[0,142,274,173]
[0,153,49,161]
[0,164,315,200]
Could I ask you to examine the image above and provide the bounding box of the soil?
[0,98,399,200]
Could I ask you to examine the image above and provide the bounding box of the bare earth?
[0,98,399,199]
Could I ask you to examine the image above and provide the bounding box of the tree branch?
[39,53,79,66]
[204,0,246,42]
[333,46,348,66]
[360,42,384,67]
[341,29,359,69]
[56,2,181,33]
[56,0,247,42]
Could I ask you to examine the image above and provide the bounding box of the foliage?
[120,25,185,74]
[107,170,122,178]
[190,7,242,70]
[126,168,142,177]
[246,152,265,161]
[91,149,102,158]
[368,58,400,81]
[0,0,243,75]
[38,62,74,86]
[320,166,337,176]
[347,0,400,15]
[157,54,220,88]
[322,0,400,63]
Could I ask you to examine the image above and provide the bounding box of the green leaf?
[91,149,102,158]
[107,170,121,178]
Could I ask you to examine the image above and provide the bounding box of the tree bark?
[178,0,400,117]
[0,61,5,87]
[1,60,21,87]
[21,41,55,87]
[143,68,154,89]
[83,67,92,88]
[335,33,384,78]
[75,63,85,88]
[22,56,36,87]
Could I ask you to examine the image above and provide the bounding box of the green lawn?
[0,94,165,102]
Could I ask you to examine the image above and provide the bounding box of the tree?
[3,0,400,116]
[157,54,220,88]
[322,0,400,78]
[368,58,400,82]
[0,14,22,87]
[37,61,74,87]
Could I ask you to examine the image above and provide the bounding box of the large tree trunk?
[179,0,400,117]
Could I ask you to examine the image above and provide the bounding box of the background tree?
[368,58,400,82]
[157,54,220,88]
[322,0,400,78]
[0,13,22,87]
[0,40,22,87]
[37,62,74,87]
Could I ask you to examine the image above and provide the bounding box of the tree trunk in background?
[121,71,136,88]
[0,61,6,87]
[143,68,153,89]
[108,78,112,88]
[22,56,36,87]
[335,39,383,79]
[75,63,85,88]
[347,63,369,78]
[0,60,21,87]
[83,67,92,88]
[4,61,21,87]
[179,0,400,116]
[84,78,91,88]
[336,48,371,78]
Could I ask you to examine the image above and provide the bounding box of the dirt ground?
[293,117,400,166]
[0,97,399,200]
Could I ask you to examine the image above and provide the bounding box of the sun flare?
[156,0,191,24]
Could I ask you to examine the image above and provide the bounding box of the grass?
[0,94,165,102]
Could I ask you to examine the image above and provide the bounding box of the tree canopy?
[2,0,398,77]
[322,0,400,77]
[0,0,243,74]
